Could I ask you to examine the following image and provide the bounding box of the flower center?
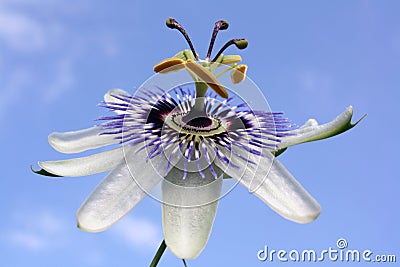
[183,116,213,128]
[99,86,295,179]
[165,111,227,137]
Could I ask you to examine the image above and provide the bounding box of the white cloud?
[82,251,106,267]
[0,10,46,52]
[0,68,33,119]
[0,5,78,114]
[296,68,334,94]
[111,216,161,250]
[0,0,92,14]
[294,67,338,112]
[0,0,120,118]
[0,56,78,119]
[42,58,76,103]
[8,231,47,250]
[5,209,69,251]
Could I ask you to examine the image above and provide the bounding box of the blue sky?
[1,0,399,266]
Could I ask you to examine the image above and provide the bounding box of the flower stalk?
[150,240,167,267]
[150,240,188,267]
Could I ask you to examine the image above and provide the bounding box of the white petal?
[49,89,130,154]
[103,88,129,103]
[162,165,223,259]
[214,148,320,223]
[48,126,120,154]
[278,106,362,149]
[104,89,130,114]
[38,147,124,177]
[77,148,167,232]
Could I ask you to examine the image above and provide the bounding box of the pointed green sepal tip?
[276,106,366,150]
[272,109,366,161]
[30,164,62,177]
[234,39,248,50]
[273,147,288,157]
[339,112,366,134]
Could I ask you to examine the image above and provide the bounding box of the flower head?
[34,18,363,260]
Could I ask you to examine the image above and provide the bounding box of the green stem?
[195,81,208,98]
[192,82,208,113]
[149,240,167,267]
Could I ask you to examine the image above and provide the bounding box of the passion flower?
[34,18,363,261]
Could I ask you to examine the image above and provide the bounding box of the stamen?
[206,20,229,60]
[211,38,248,63]
[230,64,248,84]
[185,59,228,98]
[166,18,199,60]
[154,58,185,73]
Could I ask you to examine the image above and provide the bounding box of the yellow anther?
[230,64,247,84]
[153,58,186,73]
[185,59,228,98]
